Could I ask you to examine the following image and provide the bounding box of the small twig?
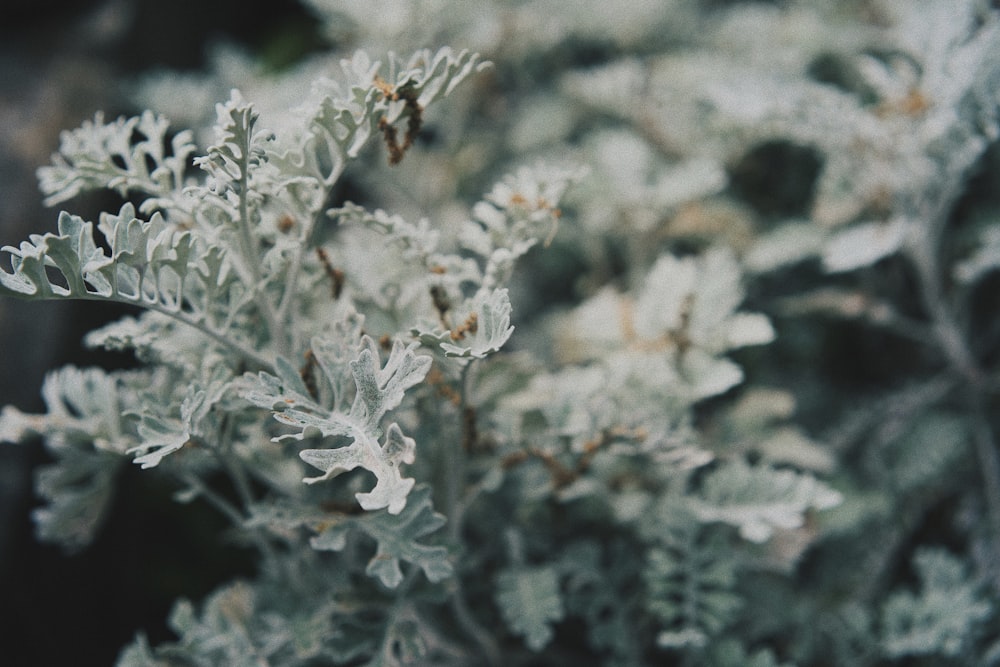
[315,247,345,300]
[430,284,452,330]
[500,428,636,490]
[450,312,478,342]
[299,348,320,401]
[375,77,424,166]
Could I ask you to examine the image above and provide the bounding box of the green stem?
[274,170,344,355]
[440,361,501,664]
[234,130,287,358]
[970,395,1000,543]
[903,165,1000,547]
[177,471,246,527]
[212,417,282,568]
[450,579,501,666]
[77,293,274,372]
[446,362,473,544]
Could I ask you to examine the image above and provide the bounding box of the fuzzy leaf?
[690,460,842,543]
[303,48,486,182]
[822,218,907,273]
[0,203,261,363]
[955,222,1000,284]
[310,485,452,587]
[128,367,234,469]
[300,423,417,514]
[349,337,432,429]
[245,335,430,514]
[882,548,992,658]
[495,565,565,651]
[644,520,743,648]
[194,90,273,200]
[0,366,133,550]
[32,445,123,552]
[437,288,515,358]
[37,110,194,208]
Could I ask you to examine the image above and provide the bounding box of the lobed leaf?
[644,520,743,649]
[881,548,992,658]
[495,565,565,651]
[243,334,430,514]
[437,288,515,359]
[37,110,194,208]
[689,459,843,543]
[310,485,453,588]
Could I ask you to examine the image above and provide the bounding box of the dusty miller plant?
[6,0,1000,665]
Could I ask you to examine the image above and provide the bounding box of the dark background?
[0,2,321,664]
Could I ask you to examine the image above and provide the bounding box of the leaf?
[0,366,133,551]
[495,565,565,651]
[129,413,192,470]
[350,337,432,429]
[0,202,262,362]
[311,485,453,588]
[822,218,907,273]
[438,288,515,358]
[32,445,123,552]
[245,335,430,514]
[128,366,234,469]
[115,634,167,667]
[558,539,646,660]
[0,366,130,451]
[363,617,430,667]
[744,221,825,273]
[194,90,272,200]
[241,355,319,412]
[643,514,744,649]
[689,459,842,543]
[302,48,487,183]
[635,247,774,354]
[404,47,491,107]
[37,110,194,209]
[332,203,442,260]
[881,548,992,658]
[679,349,745,400]
[465,164,584,289]
[954,222,1000,284]
[300,423,417,514]
[161,582,261,664]
[558,248,772,389]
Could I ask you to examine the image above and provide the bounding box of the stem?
[275,237,308,355]
[439,361,501,664]
[275,142,350,356]
[215,420,258,512]
[446,362,473,543]
[177,471,246,527]
[79,294,274,372]
[450,579,502,666]
[275,181,342,355]
[176,467,279,572]
[234,130,287,358]
[902,156,1000,545]
[970,395,1000,542]
[212,418,283,569]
